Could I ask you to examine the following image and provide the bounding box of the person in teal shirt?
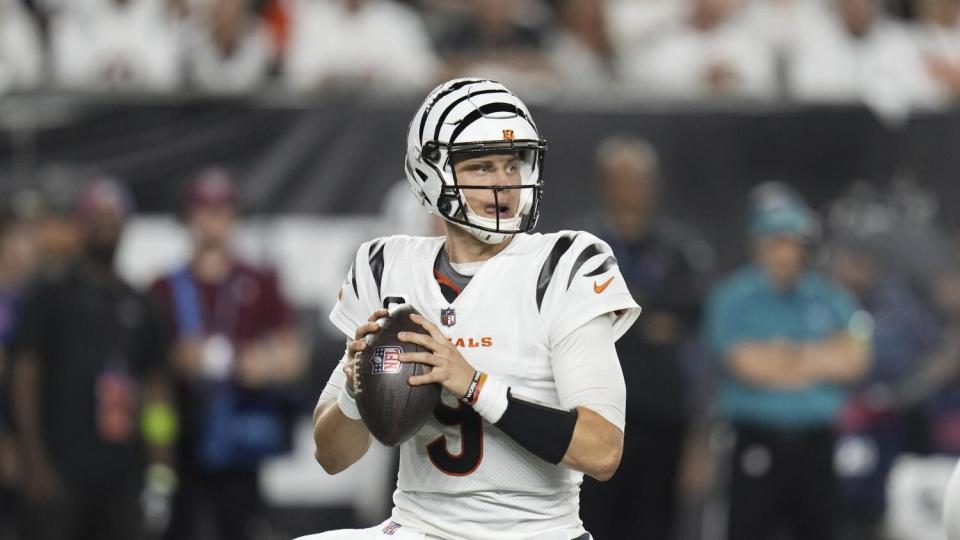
[706,183,871,540]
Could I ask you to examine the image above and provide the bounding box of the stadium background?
[2,0,960,539]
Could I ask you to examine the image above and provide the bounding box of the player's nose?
[490,166,514,187]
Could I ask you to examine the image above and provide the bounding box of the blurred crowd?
[0,171,308,540]
[4,0,960,114]
[0,135,959,540]
[0,2,958,539]
[583,139,960,540]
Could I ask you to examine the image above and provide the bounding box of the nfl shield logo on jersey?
[382,521,402,535]
[441,307,456,327]
[371,346,402,374]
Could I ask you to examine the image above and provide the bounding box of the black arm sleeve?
[494,389,578,465]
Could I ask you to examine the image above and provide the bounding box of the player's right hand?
[344,309,388,394]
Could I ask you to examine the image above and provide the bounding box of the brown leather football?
[356,304,442,447]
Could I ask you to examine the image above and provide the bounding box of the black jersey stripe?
[348,260,358,298]
[566,243,604,290]
[448,102,534,145]
[418,78,487,144]
[433,89,511,142]
[536,234,576,311]
[584,256,618,277]
[368,239,386,297]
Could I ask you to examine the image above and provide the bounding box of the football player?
[302,79,641,540]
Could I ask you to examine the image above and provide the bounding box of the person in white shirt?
[49,0,184,92]
[621,0,777,101]
[743,0,833,58]
[284,0,438,94]
[546,0,617,95]
[0,0,43,93]
[912,0,960,103]
[787,0,940,117]
[184,0,272,94]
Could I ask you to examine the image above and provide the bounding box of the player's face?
[452,152,523,221]
[757,235,805,288]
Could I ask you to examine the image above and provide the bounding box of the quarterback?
[303,79,641,540]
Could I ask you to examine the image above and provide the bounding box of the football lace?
[352,350,363,396]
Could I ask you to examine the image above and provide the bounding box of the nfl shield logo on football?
[441,307,456,327]
[371,346,402,374]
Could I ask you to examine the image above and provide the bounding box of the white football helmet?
[404,78,547,244]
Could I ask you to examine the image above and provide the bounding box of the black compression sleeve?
[494,389,578,465]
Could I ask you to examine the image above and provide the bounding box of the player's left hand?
[398,313,477,398]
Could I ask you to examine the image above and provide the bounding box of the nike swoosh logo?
[594,276,615,294]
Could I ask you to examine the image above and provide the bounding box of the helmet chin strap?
[459,196,522,244]
[452,219,513,245]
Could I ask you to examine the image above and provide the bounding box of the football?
[356,304,442,446]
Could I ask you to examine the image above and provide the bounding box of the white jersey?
[327,231,641,540]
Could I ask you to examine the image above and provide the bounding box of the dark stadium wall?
[2,99,960,271]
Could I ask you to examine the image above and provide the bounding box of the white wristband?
[337,384,362,420]
[471,375,509,424]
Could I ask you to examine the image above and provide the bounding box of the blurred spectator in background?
[910,265,960,455]
[49,0,183,92]
[184,0,273,94]
[436,0,555,91]
[381,180,445,238]
[743,0,831,57]
[578,137,712,540]
[34,174,83,268]
[0,0,43,93]
[913,0,960,102]
[285,0,438,94]
[826,237,941,539]
[605,0,684,60]
[622,0,776,101]
[546,0,617,94]
[788,0,939,116]
[149,168,305,540]
[705,183,870,540]
[9,178,173,540]
[0,189,43,539]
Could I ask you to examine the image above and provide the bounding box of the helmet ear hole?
[437,198,452,215]
[421,142,441,163]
